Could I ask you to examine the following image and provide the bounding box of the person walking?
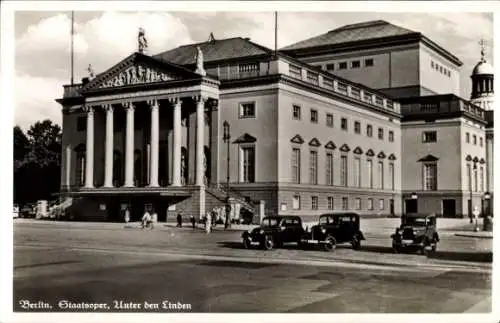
[206,210,212,234]
[190,215,196,230]
[141,209,152,229]
[176,213,183,228]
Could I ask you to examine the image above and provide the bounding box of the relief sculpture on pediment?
[99,64,175,89]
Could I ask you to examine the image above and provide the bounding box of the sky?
[9,5,495,130]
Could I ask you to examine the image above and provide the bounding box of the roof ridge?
[177,36,246,48]
[329,19,389,32]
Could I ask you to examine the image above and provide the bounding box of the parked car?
[241,215,304,250]
[391,213,440,255]
[20,204,36,218]
[301,212,365,251]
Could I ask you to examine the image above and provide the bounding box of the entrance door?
[389,199,395,216]
[405,199,418,214]
[442,199,456,218]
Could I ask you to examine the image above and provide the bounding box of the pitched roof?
[281,20,416,51]
[153,37,272,66]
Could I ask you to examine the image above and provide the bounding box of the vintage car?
[301,213,365,251]
[241,215,304,250]
[391,213,440,254]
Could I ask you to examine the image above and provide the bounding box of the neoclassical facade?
[57,20,493,221]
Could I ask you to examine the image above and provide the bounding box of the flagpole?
[71,11,74,85]
[274,11,278,58]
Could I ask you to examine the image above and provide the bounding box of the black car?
[302,213,365,251]
[391,213,440,255]
[241,216,304,250]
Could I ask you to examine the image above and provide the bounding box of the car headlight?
[259,229,264,234]
[321,228,326,234]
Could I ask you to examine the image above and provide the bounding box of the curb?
[454,233,493,239]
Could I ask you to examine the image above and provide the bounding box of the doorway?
[442,199,456,218]
[405,199,418,214]
[389,199,395,216]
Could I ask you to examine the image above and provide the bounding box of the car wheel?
[351,237,361,250]
[243,238,251,249]
[431,243,437,252]
[323,235,336,252]
[263,235,274,250]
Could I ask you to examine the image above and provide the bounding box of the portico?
[58,52,220,220]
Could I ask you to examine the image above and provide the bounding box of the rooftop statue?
[87,64,95,79]
[195,46,206,76]
[138,27,148,54]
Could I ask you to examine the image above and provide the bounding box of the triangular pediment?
[377,151,386,159]
[339,144,350,152]
[82,52,201,92]
[366,149,375,157]
[309,138,321,147]
[388,153,397,161]
[353,146,363,155]
[290,134,304,144]
[233,133,257,144]
[324,141,336,150]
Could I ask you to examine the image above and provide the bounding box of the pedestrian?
[141,209,152,229]
[177,213,183,228]
[206,210,212,234]
[190,215,196,230]
[472,206,480,232]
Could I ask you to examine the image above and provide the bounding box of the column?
[210,99,220,187]
[124,102,135,187]
[171,98,182,186]
[103,104,114,187]
[148,99,159,187]
[195,96,206,186]
[84,105,95,188]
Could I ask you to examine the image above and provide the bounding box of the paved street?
[13,220,492,313]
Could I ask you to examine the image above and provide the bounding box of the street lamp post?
[223,121,231,230]
[466,156,478,223]
[483,191,492,231]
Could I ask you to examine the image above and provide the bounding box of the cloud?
[15,73,65,130]
[15,11,194,129]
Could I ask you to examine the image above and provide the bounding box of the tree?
[13,120,62,204]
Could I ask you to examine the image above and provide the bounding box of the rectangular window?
[241,146,255,183]
[354,157,361,188]
[351,60,361,68]
[474,167,478,192]
[291,148,301,184]
[342,197,348,210]
[340,155,348,187]
[326,63,335,71]
[480,166,484,192]
[480,137,483,147]
[431,61,434,68]
[389,162,395,190]
[365,58,374,67]
[292,105,301,120]
[422,131,437,143]
[309,150,318,185]
[355,198,361,210]
[339,62,347,70]
[473,135,477,145]
[341,118,348,131]
[327,197,334,210]
[466,132,470,143]
[77,116,86,132]
[354,121,361,134]
[367,124,373,137]
[239,102,255,118]
[368,198,374,210]
[378,128,384,140]
[326,114,334,127]
[292,195,301,210]
[423,163,437,191]
[311,196,319,210]
[378,161,384,189]
[310,109,318,123]
[467,164,472,191]
[389,131,394,142]
[379,199,385,210]
[326,153,333,186]
[367,159,373,188]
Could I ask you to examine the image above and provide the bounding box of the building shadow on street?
[427,250,492,263]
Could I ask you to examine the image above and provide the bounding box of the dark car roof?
[263,215,301,220]
[403,213,436,218]
[319,212,360,218]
